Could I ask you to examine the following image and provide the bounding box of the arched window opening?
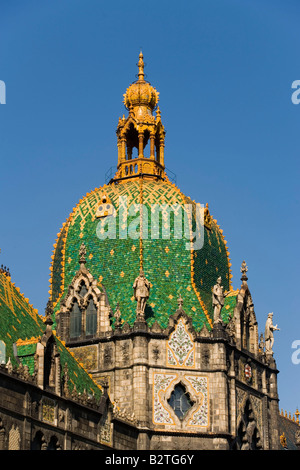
[31,431,46,450]
[125,124,139,160]
[78,280,88,298]
[44,338,55,390]
[155,133,161,163]
[70,300,82,339]
[235,400,262,450]
[167,383,194,420]
[48,435,61,450]
[86,297,97,336]
[143,129,150,157]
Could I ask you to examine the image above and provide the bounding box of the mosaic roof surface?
[0,272,102,398]
[50,178,234,331]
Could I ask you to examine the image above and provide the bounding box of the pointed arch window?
[86,297,97,336]
[167,383,194,420]
[70,300,82,339]
[235,400,262,450]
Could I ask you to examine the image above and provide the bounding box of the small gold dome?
[123,52,159,113]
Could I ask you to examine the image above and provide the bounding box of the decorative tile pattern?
[167,318,195,368]
[50,179,232,332]
[185,375,209,427]
[153,371,209,428]
[71,345,98,371]
[42,397,56,424]
[8,425,21,450]
[153,372,178,425]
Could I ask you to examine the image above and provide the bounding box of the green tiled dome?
[50,178,232,332]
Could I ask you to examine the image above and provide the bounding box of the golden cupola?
[123,52,159,113]
[114,52,166,181]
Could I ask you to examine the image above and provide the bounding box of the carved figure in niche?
[133,269,150,317]
[212,276,229,324]
[264,312,280,354]
[243,409,258,450]
[225,317,236,342]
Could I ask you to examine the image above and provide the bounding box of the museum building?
[0,53,299,450]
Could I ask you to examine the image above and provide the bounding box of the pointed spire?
[240,260,248,282]
[41,299,54,345]
[295,408,300,424]
[116,53,165,182]
[79,242,87,267]
[137,51,145,81]
[44,299,54,325]
[0,264,10,277]
[6,357,13,374]
[177,295,183,309]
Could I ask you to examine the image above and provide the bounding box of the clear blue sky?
[0,0,299,415]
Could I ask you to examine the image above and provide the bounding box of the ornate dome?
[49,54,233,332]
[123,52,159,113]
[49,179,233,332]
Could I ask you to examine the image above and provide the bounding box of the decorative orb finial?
[123,52,159,112]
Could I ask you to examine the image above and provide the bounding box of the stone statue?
[212,276,228,324]
[133,269,150,318]
[264,312,280,354]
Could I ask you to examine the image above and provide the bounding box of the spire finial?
[44,300,54,326]
[79,242,87,266]
[240,260,248,282]
[295,408,300,424]
[137,51,145,81]
[177,295,183,309]
[116,53,165,182]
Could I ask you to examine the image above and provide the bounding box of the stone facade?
[0,330,139,451]
[0,270,138,451]
[0,364,111,450]
[56,261,281,450]
[1,53,295,451]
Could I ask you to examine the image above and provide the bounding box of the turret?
[114,52,166,181]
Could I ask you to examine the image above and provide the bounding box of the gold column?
[150,132,155,159]
[117,138,121,166]
[159,137,165,167]
[138,131,144,158]
[120,136,126,162]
